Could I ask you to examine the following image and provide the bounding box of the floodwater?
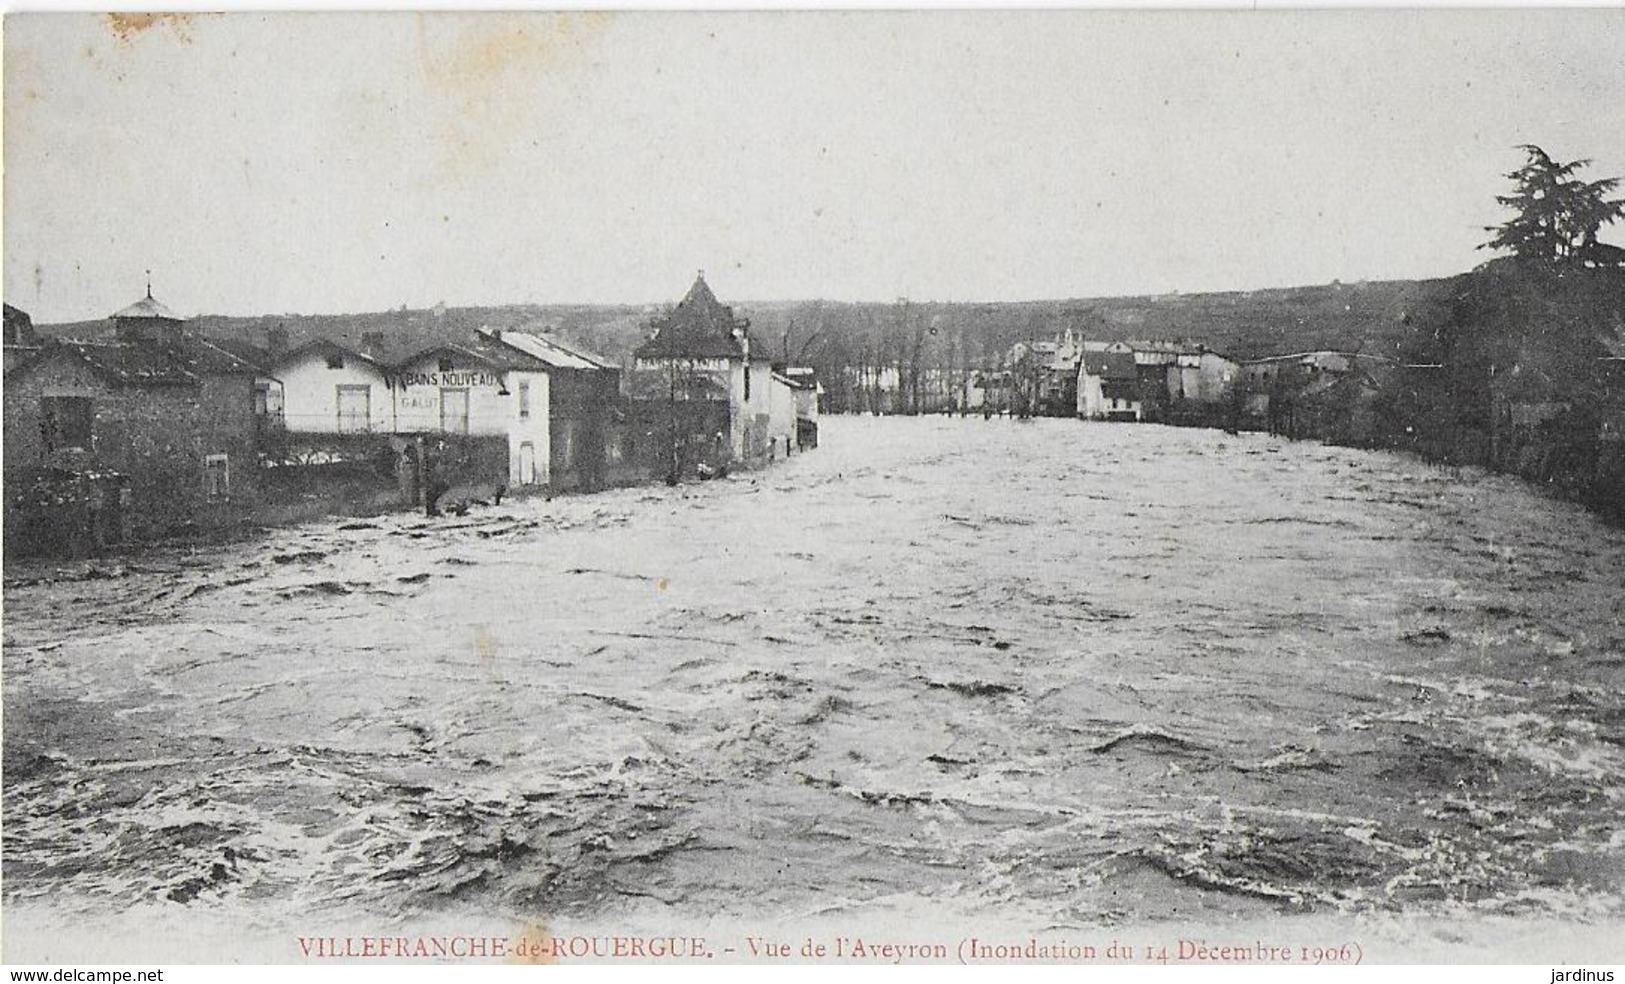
[4,416,1624,962]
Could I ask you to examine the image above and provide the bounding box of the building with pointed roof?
[634,272,753,362]
[627,273,789,471]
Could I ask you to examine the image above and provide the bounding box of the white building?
[269,334,558,489]
[270,339,392,434]
[767,370,798,459]
[389,343,552,488]
[1077,344,1142,421]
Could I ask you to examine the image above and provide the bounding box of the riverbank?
[1050,403,1625,529]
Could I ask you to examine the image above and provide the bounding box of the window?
[325,353,345,370]
[337,384,371,433]
[438,357,455,372]
[254,382,284,424]
[440,387,469,434]
[41,396,93,453]
[518,380,531,420]
[744,363,751,402]
[203,454,230,498]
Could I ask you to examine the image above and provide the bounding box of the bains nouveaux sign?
[388,371,503,389]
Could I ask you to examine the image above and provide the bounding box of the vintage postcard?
[3,9,1624,970]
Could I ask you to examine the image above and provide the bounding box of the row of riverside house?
[2,273,820,559]
[962,332,1246,423]
[960,330,1411,441]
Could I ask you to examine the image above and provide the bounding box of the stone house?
[3,291,266,551]
[1168,348,1240,404]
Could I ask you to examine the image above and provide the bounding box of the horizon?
[20,270,1445,329]
[6,11,1624,323]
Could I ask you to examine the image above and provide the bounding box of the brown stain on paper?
[508,921,558,965]
[414,11,612,83]
[103,13,197,45]
[409,12,614,181]
[474,625,499,677]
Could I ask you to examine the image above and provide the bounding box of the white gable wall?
[1078,368,1105,418]
[727,356,777,461]
[506,371,550,487]
[276,349,392,433]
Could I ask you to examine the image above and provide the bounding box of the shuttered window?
[440,388,470,434]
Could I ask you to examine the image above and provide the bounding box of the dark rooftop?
[1082,350,1137,380]
[111,289,185,323]
[11,333,262,386]
[634,274,756,361]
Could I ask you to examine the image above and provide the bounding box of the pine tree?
[1481,145,1625,268]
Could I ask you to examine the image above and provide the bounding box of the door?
[518,441,536,485]
[337,384,371,432]
[440,387,469,434]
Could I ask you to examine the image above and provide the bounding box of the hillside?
[32,277,1460,371]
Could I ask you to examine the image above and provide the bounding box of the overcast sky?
[4,10,1624,322]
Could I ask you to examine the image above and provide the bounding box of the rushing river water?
[4,416,1624,962]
